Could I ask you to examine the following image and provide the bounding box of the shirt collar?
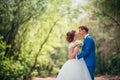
[84,34,89,39]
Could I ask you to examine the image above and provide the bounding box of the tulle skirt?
[56,58,92,80]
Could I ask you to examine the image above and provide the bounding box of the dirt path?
[32,75,120,80]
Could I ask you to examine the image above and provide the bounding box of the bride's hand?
[74,47,80,53]
[68,54,75,59]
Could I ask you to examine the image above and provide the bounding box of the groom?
[75,26,97,80]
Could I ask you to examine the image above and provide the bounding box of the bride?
[56,30,92,80]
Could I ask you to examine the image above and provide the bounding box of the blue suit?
[77,35,97,80]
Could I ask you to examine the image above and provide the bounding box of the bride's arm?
[68,48,75,59]
[68,47,80,59]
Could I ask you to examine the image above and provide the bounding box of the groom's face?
[79,29,84,37]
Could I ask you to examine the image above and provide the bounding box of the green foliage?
[0,36,30,80]
[0,0,48,57]
[91,0,120,75]
[0,58,30,80]
[108,53,120,75]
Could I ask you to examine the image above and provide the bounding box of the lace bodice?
[68,42,79,59]
[68,42,74,48]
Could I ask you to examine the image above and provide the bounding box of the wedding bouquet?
[73,40,83,48]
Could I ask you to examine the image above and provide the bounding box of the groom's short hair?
[79,26,89,33]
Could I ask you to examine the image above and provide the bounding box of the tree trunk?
[4,22,19,57]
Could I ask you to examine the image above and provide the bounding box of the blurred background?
[0,0,120,80]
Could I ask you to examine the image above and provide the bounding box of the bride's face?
[74,32,79,40]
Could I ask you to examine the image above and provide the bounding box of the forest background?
[0,0,120,80]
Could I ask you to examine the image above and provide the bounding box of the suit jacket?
[77,35,97,67]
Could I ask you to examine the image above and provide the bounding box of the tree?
[0,0,48,57]
[92,0,120,75]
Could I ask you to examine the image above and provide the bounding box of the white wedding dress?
[56,42,92,80]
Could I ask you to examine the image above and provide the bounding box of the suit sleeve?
[77,38,91,59]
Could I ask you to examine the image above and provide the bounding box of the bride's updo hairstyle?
[66,30,76,43]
